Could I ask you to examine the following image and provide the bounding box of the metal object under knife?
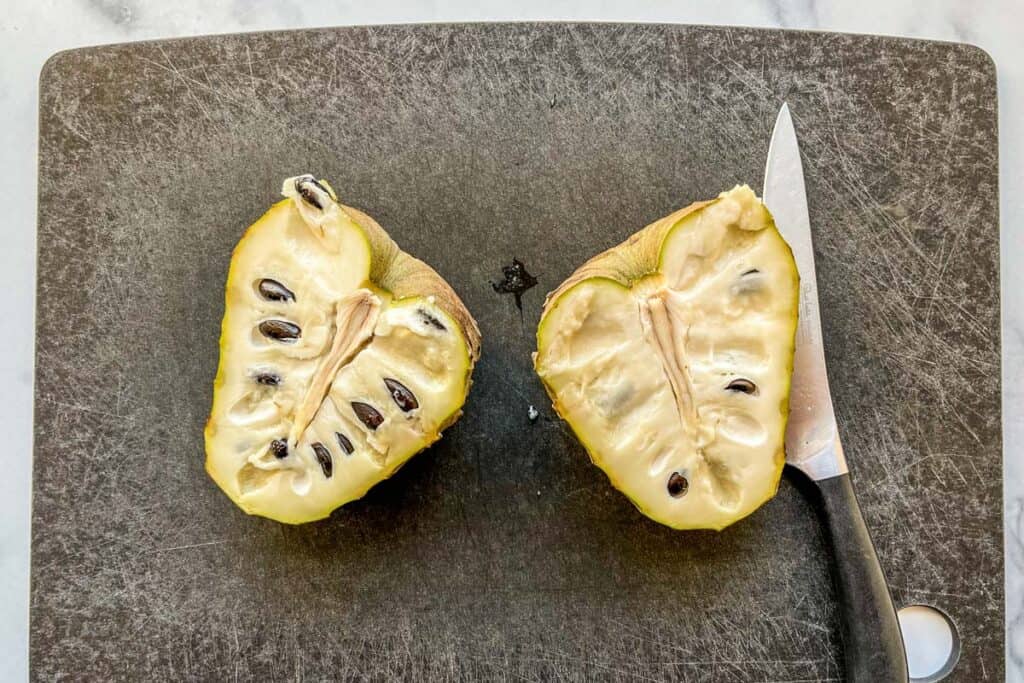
[763,103,909,683]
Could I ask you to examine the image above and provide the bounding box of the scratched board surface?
[32,24,1001,681]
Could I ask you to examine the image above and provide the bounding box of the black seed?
[335,432,354,455]
[312,442,333,478]
[741,268,760,276]
[384,378,419,412]
[351,402,385,430]
[418,308,447,331]
[725,378,758,395]
[294,175,330,210]
[667,472,689,498]
[270,439,288,459]
[491,258,538,311]
[257,278,295,302]
[254,372,281,386]
[258,319,301,342]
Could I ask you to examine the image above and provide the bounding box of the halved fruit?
[534,186,798,530]
[205,176,481,524]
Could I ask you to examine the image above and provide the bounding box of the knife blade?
[763,102,847,481]
[763,103,909,683]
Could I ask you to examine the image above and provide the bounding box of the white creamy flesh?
[536,187,798,530]
[206,178,470,523]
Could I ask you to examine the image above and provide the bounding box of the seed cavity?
[228,391,278,425]
[270,439,289,459]
[725,378,758,395]
[667,472,689,498]
[254,371,281,386]
[237,463,274,494]
[733,269,767,296]
[294,175,330,210]
[384,378,419,412]
[257,278,296,303]
[335,432,354,456]
[351,402,385,430]
[311,442,333,478]
[418,308,447,331]
[718,410,767,446]
[258,319,301,342]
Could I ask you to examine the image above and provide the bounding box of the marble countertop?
[2,1,1019,680]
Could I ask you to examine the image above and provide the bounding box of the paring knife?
[763,103,909,683]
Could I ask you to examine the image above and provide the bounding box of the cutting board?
[32,24,1002,681]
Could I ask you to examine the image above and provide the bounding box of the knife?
[763,103,909,683]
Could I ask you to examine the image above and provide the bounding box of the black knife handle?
[815,473,908,682]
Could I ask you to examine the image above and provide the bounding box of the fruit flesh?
[535,186,798,530]
[206,177,479,524]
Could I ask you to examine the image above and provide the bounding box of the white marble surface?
[1,1,1020,680]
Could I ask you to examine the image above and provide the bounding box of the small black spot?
[312,442,333,478]
[335,432,354,455]
[725,378,757,395]
[270,439,288,459]
[667,472,689,498]
[741,268,760,277]
[491,258,538,311]
[351,401,385,430]
[254,372,281,386]
[418,308,447,331]
[384,378,419,412]
[257,278,295,303]
[258,319,301,342]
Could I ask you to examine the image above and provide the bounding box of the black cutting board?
[32,24,1002,681]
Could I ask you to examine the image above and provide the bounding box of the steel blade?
[763,103,847,480]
